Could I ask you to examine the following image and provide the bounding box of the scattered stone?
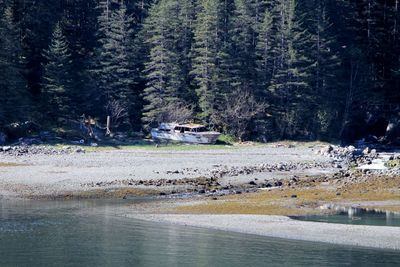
[363,147,370,155]
[75,148,85,153]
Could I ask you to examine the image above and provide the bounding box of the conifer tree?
[306,0,343,136]
[230,0,258,94]
[266,0,313,138]
[256,5,274,96]
[91,1,138,127]
[0,7,27,124]
[141,0,189,126]
[42,22,73,120]
[191,0,232,124]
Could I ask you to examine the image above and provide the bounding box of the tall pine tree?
[191,0,232,125]
[0,6,28,125]
[42,22,73,121]
[142,0,194,126]
[91,1,138,128]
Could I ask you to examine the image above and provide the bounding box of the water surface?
[293,206,400,227]
[1,200,399,267]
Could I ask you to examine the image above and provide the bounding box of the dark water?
[1,200,400,267]
[293,206,400,227]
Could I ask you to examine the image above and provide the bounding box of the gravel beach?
[0,145,334,198]
[130,214,400,250]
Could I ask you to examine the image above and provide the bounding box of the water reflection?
[0,200,399,266]
[294,204,400,227]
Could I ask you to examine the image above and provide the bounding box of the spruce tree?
[0,7,28,125]
[255,5,274,96]
[91,1,138,127]
[41,22,73,120]
[266,0,313,138]
[306,0,343,136]
[191,0,232,124]
[142,0,194,126]
[230,0,258,94]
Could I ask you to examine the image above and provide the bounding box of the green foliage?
[0,7,28,125]
[90,1,139,126]
[190,0,232,123]
[141,0,194,126]
[385,160,400,169]
[42,22,73,119]
[0,0,399,142]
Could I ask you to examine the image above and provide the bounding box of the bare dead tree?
[216,90,265,141]
[105,99,129,135]
[153,103,194,125]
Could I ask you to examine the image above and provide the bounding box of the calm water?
[293,206,400,227]
[1,200,400,267]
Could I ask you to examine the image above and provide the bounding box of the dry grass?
[28,187,159,200]
[175,176,400,215]
[339,175,400,201]
[176,188,341,216]
[0,162,27,167]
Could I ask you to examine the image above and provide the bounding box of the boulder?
[362,147,370,155]
[4,121,40,139]
[1,146,11,152]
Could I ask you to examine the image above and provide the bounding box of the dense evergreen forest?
[0,0,399,142]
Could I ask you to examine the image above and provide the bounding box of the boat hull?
[151,130,220,144]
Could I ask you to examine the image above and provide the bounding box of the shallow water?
[0,200,400,267]
[293,206,400,227]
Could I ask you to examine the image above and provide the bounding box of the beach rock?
[75,148,85,153]
[363,147,370,155]
[2,146,11,152]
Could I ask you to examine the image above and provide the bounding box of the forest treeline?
[0,0,399,141]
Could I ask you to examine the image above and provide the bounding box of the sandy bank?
[131,214,400,250]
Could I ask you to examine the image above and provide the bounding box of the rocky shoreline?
[0,144,85,156]
[0,142,398,200]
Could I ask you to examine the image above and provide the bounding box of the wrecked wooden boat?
[151,123,221,144]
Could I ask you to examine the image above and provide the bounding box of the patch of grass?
[0,162,27,167]
[339,176,400,201]
[29,187,159,200]
[385,160,400,168]
[217,134,237,145]
[175,188,341,216]
[53,142,236,152]
[175,176,400,216]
